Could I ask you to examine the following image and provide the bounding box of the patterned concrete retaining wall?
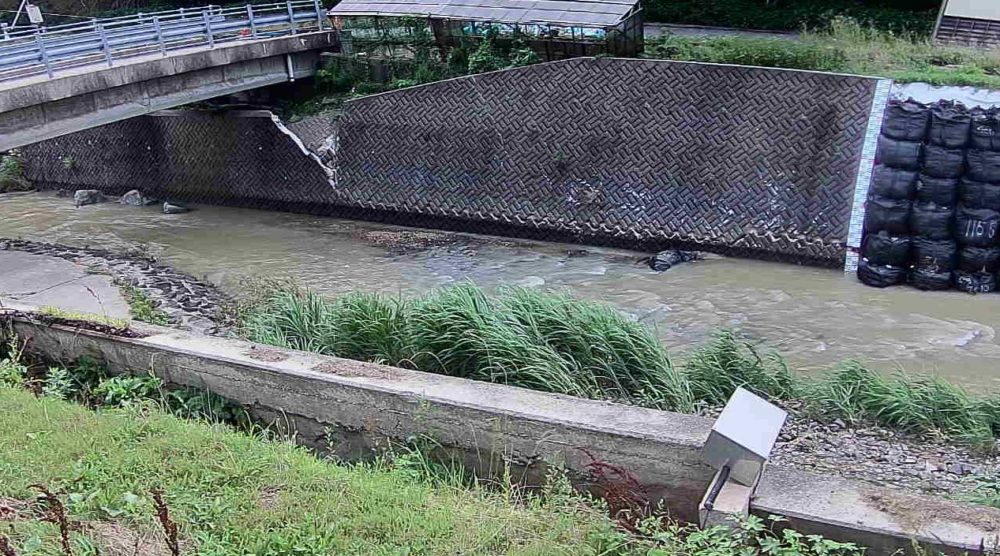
[18,58,888,266]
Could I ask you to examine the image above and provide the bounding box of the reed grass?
[238,283,1000,444]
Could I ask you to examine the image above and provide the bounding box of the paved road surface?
[0,250,129,318]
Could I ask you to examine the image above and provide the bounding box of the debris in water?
[644,250,699,272]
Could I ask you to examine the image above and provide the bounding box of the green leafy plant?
[0,153,31,193]
[118,283,172,326]
[93,374,163,407]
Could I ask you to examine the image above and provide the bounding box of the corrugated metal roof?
[328,0,636,27]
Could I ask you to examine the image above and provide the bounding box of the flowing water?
[3,191,1000,388]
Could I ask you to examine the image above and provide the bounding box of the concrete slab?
[0,251,129,319]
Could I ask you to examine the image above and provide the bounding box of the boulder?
[162,202,190,215]
[120,189,157,206]
[73,189,104,207]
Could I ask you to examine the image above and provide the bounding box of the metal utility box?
[702,387,787,487]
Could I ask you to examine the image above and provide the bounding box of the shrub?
[0,153,31,193]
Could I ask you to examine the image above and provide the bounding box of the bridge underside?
[0,31,338,151]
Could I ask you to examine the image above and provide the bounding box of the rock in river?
[162,202,190,214]
[120,190,157,206]
[73,189,104,207]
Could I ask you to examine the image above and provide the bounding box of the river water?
[3,191,1000,388]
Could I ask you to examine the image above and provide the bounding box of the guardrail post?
[203,9,215,47]
[98,23,113,67]
[153,16,166,56]
[286,0,297,35]
[34,30,53,78]
[247,4,259,38]
[1,23,8,41]
[313,0,325,30]
[179,7,185,20]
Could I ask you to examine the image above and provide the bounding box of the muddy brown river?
[3,191,1000,388]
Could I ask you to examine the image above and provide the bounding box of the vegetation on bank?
[239,282,1000,447]
[646,17,1000,89]
[645,0,937,34]
[0,340,871,555]
[0,153,31,194]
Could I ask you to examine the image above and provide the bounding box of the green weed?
[118,283,172,326]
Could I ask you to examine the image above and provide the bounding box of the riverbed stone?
[73,189,103,207]
[120,190,156,206]
[162,202,190,214]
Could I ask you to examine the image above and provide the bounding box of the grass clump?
[118,283,172,326]
[37,305,129,329]
[807,362,999,444]
[684,330,796,406]
[238,282,1000,446]
[241,283,692,411]
[646,17,1000,89]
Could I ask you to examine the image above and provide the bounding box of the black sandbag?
[857,259,905,288]
[911,237,956,271]
[915,174,958,206]
[882,98,930,142]
[967,149,1000,183]
[953,270,996,294]
[928,103,971,148]
[862,231,910,266]
[877,136,922,171]
[970,108,1000,151]
[870,164,916,200]
[909,202,953,240]
[955,206,1000,247]
[921,144,965,179]
[909,267,952,291]
[959,246,1000,273]
[865,197,911,235]
[959,178,1000,210]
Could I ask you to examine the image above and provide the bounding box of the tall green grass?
[238,283,1000,445]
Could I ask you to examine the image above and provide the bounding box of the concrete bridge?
[0,1,339,151]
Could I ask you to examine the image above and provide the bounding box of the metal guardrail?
[0,1,328,82]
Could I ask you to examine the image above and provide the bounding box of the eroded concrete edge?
[6,313,1000,554]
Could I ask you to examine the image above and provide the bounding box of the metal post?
[153,16,166,56]
[98,23,112,67]
[247,4,258,38]
[203,9,215,47]
[179,7,185,20]
[313,0,324,30]
[34,30,52,77]
[286,0,297,35]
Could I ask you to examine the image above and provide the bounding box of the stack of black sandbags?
[956,107,1000,293]
[860,99,924,287]
[910,101,964,291]
[860,99,1000,294]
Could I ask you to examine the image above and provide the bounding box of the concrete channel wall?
[6,312,999,555]
[18,58,891,266]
